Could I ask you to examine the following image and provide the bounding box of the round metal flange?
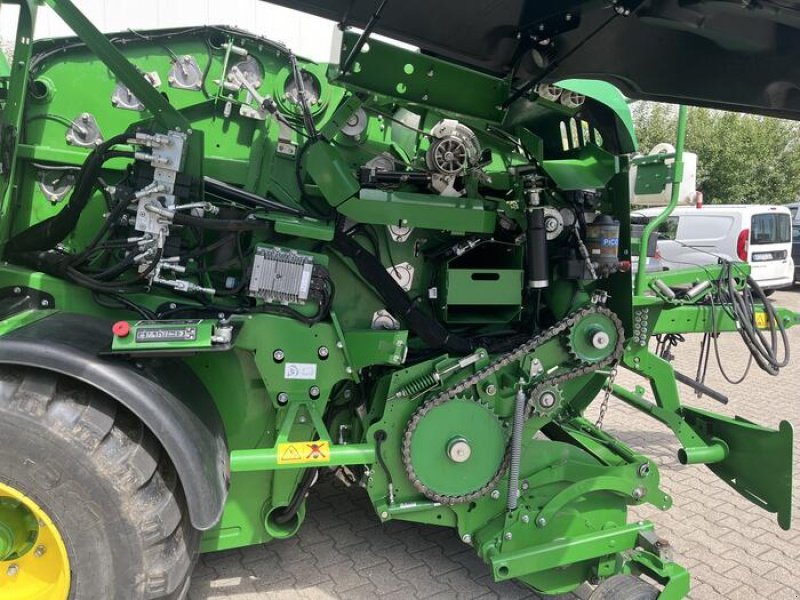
[0,481,70,600]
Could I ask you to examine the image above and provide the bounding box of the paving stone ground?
[190,289,800,600]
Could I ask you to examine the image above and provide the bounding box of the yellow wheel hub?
[0,481,70,600]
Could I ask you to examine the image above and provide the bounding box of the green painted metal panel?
[331,31,510,123]
[340,189,495,233]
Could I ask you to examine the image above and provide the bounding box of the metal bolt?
[276,392,289,405]
[309,386,321,399]
[318,346,329,359]
[447,439,472,463]
[168,303,177,310]
[380,511,389,520]
[591,331,610,350]
[536,517,547,528]
[632,487,645,500]
[521,480,529,491]
[539,391,556,408]
[273,349,285,362]
[34,545,46,558]
[504,532,513,541]
[12,287,21,294]
[298,415,307,424]
[462,534,472,544]
[336,341,344,349]
[345,367,353,374]
[41,299,50,308]
[490,490,500,500]
[521,515,530,524]
[638,463,650,478]
[565,12,573,20]
[6,564,18,576]
[485,384,497,396]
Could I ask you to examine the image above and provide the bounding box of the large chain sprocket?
[402,394,508,503]
[402,304,624,504]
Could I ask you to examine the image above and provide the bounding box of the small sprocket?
[528,384,564,419]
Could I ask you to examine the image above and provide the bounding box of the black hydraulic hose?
[171,212,270,232]
[203,177,305,216]
[332,227,474,354]
[8,132,132,253]
[91,254,137,281]
[273,468,317,524]
[719,265,790,376]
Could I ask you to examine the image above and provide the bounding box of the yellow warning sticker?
[755,312,769,329]
[277,441,331,465]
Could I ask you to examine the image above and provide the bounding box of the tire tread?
[0,367,198,600]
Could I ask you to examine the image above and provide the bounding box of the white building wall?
[1,0,336,62]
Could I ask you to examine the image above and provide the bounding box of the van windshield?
[751,213,791,245]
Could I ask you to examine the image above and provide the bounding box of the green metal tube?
[230,443,376,473]
[635,105,689,295]
[677,439,729,465]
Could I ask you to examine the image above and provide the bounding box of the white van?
[632,205,795,291]
[788,201,800,223]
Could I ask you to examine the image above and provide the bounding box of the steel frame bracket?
[489,521,654,581]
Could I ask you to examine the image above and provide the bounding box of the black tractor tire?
[0,367,200,599]
[589,574,660,600]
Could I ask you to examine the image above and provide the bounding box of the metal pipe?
[230,443,376,473]
[635,105,688,295]
[507,388,526,511]
[678,439,729,465]
[672,370,729,405]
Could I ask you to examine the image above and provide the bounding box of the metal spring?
[396,372,438,399]
[507,388,526,512]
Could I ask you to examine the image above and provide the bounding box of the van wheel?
[0,367,199,600]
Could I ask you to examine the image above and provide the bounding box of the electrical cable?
[91,291,157,320]
[374,430,394,502]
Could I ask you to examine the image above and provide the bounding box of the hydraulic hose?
[8,133,132,253]
[718,266,790,376]
[273,468,317,525]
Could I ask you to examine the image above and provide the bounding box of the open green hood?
[265,0,800,119]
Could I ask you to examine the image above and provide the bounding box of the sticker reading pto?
[284,362,317,380]
[277,441,330,465]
